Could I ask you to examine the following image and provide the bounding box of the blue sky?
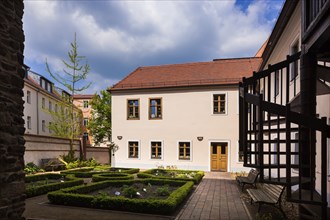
[23,0,285,94]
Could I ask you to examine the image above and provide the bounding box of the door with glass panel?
[210,142,227,171]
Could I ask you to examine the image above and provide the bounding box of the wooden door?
[210,143,227,171]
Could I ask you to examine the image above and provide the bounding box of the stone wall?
[24,134,109,165]
[86,146,109,164]
[0,0,25,219]
[24,134,81,166]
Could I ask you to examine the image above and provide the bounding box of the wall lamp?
[197,136,203,141]
[117,136,123,140]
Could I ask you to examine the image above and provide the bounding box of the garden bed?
[48,179,194,215]
[25,173,83,198]
[137,169,204,184]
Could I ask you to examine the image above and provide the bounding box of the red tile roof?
[73,94,95,99]
[110,57,262,91]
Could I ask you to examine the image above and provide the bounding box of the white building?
[110,57,261,172]
[23,66,81,137]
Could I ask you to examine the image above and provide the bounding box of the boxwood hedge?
[137,169,204,184]
[48,178,194,215]
[92,173,134,182]
[61,167,139,178]
[26,174,84,198]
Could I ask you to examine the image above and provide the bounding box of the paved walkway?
[24,172,250,220]
[176,172,249,220]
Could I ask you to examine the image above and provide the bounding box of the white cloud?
[23,0,284,93]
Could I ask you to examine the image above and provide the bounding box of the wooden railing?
[239,52,330,219]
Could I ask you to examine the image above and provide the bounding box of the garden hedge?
[25,174,84,198]
[48,178,194,215]
[137,169,204,184]
[61,167,139,178]
[92,173,134,182]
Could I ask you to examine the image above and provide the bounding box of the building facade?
[73,94,95,146]
[23,68,82,137]
[110,57,261,172]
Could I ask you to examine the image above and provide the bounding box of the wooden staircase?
[239,52,330,219]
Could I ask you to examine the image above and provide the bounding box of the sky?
[23,0,285,94]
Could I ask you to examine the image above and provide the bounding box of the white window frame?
[237,140,243,163]
[42,120,46,132]
[177,140,192,161]
[289,36,300,82]
[150,140,164,160]
[49,101,52,111]
[83,118,89,126]
[41,97,45,109]
[211,92,228,115]
[26,90,31,104]
[27,116,31,129]
[49,122,52,133]
[83,100,89,108]
[127,140,140,159]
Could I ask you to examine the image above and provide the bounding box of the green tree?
[46,33,91,154]
[88,90,118,164]
[47,102,82,139]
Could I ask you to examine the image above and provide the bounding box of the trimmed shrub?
[60,167,139,178]
[26,174,83,198]
[48,179,194,215]
[137,169,204,184]
[92,173,134,182]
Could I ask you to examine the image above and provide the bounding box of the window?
[83,132,89,141]
[213,94,226,114]
[274,70,279,97]
[42,120,46,132]
[151,141,162,159]
[290,40,299,81]
[178,142,191,160]
[238,141,244,162]
[27,116,31,129]
[83,100,89,108]
[42,97,45,109]
[49,101,52,111]
[26,91,31,104]
[83,118,89,126]
[127,99,139,119]
[128,141,139,158]
[149,98,162,119]
[54,104,58,113]
[49,122,52,133]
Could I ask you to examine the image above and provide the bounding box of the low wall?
[24,134,81,166]
[86,147,109,164]
[24,134,109,166]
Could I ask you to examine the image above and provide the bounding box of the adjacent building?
[73,94,95,146]
[110,57,261,172]
[23,66,81,137]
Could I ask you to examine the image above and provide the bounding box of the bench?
[236,169,259,191]
[41,158,66,171]
[247,183,286,216]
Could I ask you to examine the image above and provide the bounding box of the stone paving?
[176,172,250,220]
